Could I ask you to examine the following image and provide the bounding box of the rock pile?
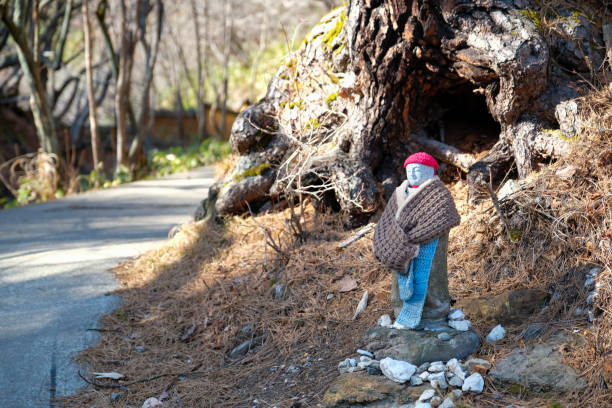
[334,353,488,407]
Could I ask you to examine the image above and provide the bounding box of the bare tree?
[82,0,102,177]
[114,0,136,174]
[0,0,58,156]
[220,0,232,139]
[190,0,207,141]
[128,0,165,167]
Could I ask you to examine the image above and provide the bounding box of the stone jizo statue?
[373,152,460,330]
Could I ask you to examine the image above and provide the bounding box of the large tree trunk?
[206,0,597,221]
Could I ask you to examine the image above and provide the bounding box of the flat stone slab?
[490,333,587,393]
[364,327,480,366]
[322,371,429,408]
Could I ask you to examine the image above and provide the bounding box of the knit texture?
[373,177,460,269]
[396,238,439,328]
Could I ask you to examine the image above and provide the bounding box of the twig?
[337,223,376,249]
[78,370,206,389]
[484,168,513,241]
[86,328,120,333]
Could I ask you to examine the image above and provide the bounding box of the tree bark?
[82,0,102,177]
[190,0,207,142]
[210,0,594,220]
[114,0,135,174]
[128,0,164,167]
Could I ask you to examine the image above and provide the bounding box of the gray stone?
[446,358,465,380]
[419,389,435,401]
[378,314,393,327]
[428,362,445,373]
[462,373,484,393]
[380,357,417,383]
[486,324,506,343]
[519,322,547,341]
[367,366,383,376]
[429,372,448,390]
[417,362,431,373]
[490,334,588,392]
[411,375,424,386]
[440,397,455,408]
[437,332,451,341]
[364,327,480,366]
[447,320,471,332]
[357,349,375,358]
[449,376,463,387]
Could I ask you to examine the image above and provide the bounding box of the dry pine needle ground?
[64,87,611,407]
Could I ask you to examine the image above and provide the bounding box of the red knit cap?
[403,152,439,173]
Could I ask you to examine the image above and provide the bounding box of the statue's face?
[405,163,435,186]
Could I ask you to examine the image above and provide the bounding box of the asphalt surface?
[0,166,215,407]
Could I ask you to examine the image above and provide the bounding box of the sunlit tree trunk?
[128,0,165,168]
[82,0,102,179]
[220,0,232,139]
[190,0,207,142]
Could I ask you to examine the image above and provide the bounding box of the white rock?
[486,324,506,343]
[440,397,455,408]
[462,373,484,393]
[430,396,443,407]
[411,375,424,386]
[448,309,465,321]
[359,355,372,363]
[428,362,445,372]
[142,397,163,408]
[429,372,448,389]
[449,376,463,387]
[446,358,466,380]
[419,389,435,401]
[415,403,432,408]
[380,357,417,383]
[419,371,431,381]
[378,314,392,327]
[448,319,471,331]
[357,349,374,358]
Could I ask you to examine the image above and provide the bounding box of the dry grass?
[63,205,391,407]
[64,84,610,407]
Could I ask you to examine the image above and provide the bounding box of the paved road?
[0,167,215,407]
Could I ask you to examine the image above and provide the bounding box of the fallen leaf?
[336,276,358,292]
[93,372,124,380]
[180,323,197,341]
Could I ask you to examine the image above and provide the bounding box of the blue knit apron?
[395,237,439,328]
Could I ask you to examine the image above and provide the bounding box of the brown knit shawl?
[373,177,460,270]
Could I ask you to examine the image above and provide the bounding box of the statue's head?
[403,152,439,187]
